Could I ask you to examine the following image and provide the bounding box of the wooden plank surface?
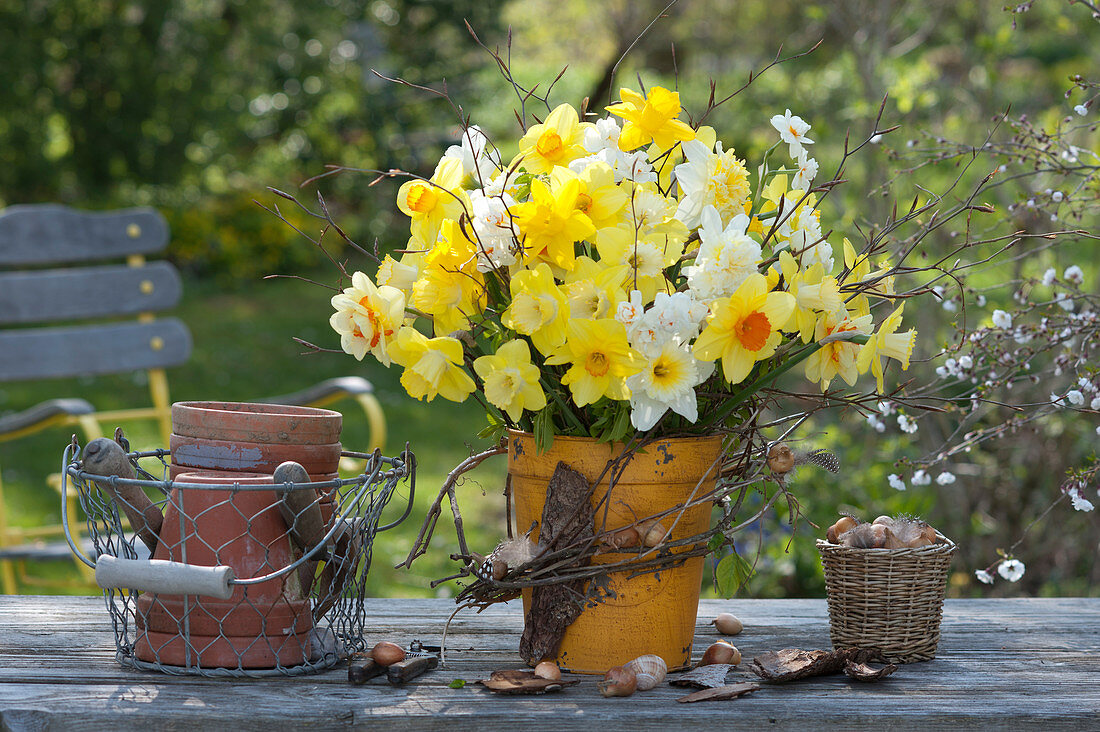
[0,318,192,381]
[0,205,168,265]
[0,596,1096,731]
[0,261,182,325]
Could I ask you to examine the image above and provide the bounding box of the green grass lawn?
[0,273,506,597]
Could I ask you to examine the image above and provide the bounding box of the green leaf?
[477,411,507,441]
[477,423,506,442]
[534,406,555,454]
[608,402,633,443]
[448,678,466,689]
[715,550,755,598]
[511,172,534,200]
[707,533,725,553]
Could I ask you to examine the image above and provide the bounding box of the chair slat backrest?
[0,320,192,381]
[0,204,192,383]
[0,205,169,265]
[0,262,182,325]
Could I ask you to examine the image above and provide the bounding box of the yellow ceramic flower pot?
[508,430,724,674]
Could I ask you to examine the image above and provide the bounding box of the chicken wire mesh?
[61,440,415,677]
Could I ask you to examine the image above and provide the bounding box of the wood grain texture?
[0,596,1096,730]
[0,205,168,265]
[0,261,182,325]
[0,318,191,381]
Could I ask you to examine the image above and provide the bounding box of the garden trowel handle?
[94,556,235,599]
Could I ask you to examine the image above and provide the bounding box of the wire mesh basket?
[61,440,415,677]
[817,535,956,663]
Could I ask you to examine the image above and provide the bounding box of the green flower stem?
[703,330,872,429]
[538,373,587,435]
[750,141,784,216]
[701,342,823,429]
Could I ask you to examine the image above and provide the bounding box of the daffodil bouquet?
[329,86,916,447]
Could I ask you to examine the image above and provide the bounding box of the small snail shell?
[597,665,637,697]
[711,612,743,635]
[624,654,666,691]
[370,641,406,666]
[491,558,508,581]
[533,661,561,681]
[826,516,859,544]
[640,521,669,548]
[700,641,741,666]
[602,527,641,551]
[767,443,795,474]
[872,515,893,526]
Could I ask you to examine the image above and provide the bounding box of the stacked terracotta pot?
[168,401,343,482]
[135,401,342,669]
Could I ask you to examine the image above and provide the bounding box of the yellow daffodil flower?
[473,339,547,422]
[857,303,916,392]
[759,175,813,236]
[744,200,767,237]
[502,263,570,355]
[410,221,485,335]
[841,237,895,318]
[804,310,873,390]
[606,86,696,152]
[375,246,422,299]
[764,262,782,290]
[546,318,644,406]
[575,161,629,230]
[387,327,475,403]
[329,271,406,365]
[396,156,466,247]
[693,274,796,385]
[515,103,589,174]
[779,251,844,343]
[595,182,687,300]
[596,228,684,302]
[620,181,690,240]
[511,168,595,272]
[760,173,790,209]
[561,256,629,320]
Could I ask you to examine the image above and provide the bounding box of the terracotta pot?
[134,627,311,669]
[169,433,342,476]
[508,430,724,675]
[134,471,313,669]
[172,401,342,445]
[167,464,338,483]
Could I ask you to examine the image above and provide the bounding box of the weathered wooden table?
[0,596,1096,730]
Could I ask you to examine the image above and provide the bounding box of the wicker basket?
[817,535,956,663]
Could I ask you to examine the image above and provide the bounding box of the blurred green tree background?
[0,0,1096,597]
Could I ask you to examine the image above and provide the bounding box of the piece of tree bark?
[750,648,864,682]
[844,659,898,681]
[676,683,760,703]
[479,669,579,695]
[669,663,734,689]
[518,462,594,665]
